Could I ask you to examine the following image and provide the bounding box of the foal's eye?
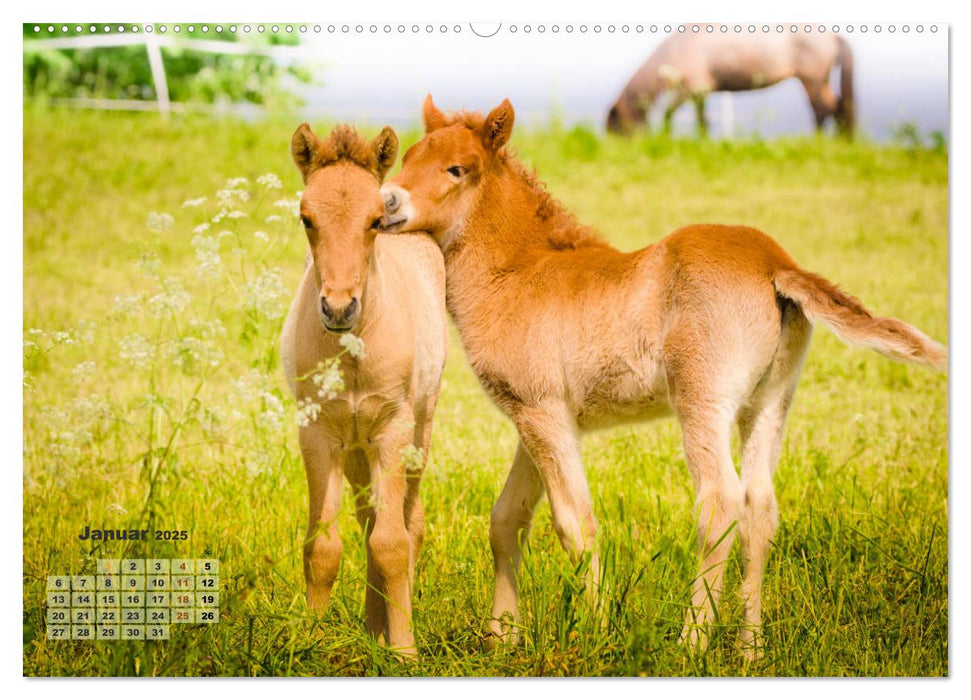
[300,215,312,229]
[446,165,466,179]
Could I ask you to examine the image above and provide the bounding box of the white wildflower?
[226,177,250,188]
[273,198,301,218]
[253,230,269,242]
[296,397,322,427]
[257,173,283,189]
[312,360,344,400]
[193,222,211,235]
[76,320,97,345]
[400,444,425,474]
[242,269,287,320]
[257,392,285,432]
[216,188,249,207]
[339,333,366,359]
[264,214,283,224]
[167,322,225,374]
[226,210,248,219]
[137,252,161,278]
[119,333,153,370]
[111,293,145,318]
[243,448,275,477]
[182,197,207,208]
[147,278,191,318]
[71,361,96,384]
[147,211,175,233]
[191,234,223,282]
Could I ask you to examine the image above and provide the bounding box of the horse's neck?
[354,242,392,338]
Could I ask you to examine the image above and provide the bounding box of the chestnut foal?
[381,97,946,656]
[281,123,447,654]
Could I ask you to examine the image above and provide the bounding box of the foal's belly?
[574,361,672,431]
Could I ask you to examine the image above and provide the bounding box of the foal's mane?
[447,111,611,252]
[315,125,382,177]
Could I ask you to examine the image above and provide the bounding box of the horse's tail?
[836,36,855,137]
[773,268,946,369]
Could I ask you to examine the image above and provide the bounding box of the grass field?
[22,107,948,677]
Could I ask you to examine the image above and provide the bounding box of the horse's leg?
[663,91,688,134]
[674,397,743,652]
[488,441,545,646]
[515,403,600,603]
[800,77,838,132]
[735,389,790,660]
[367,417,418,655]
[345,449,387,642]
[736,310,811,659]
[300,425,344,611]
[692,93,709,138]
[406,402,437,585]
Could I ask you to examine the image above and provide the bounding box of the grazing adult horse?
[606,30,854,137]
[281,123,447,655]
[381,97,945,656]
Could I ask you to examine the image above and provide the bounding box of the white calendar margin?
[4,0,964,696]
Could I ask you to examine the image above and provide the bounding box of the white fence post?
[721,92,734,139]
[143,35,170,117]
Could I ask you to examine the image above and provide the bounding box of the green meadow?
[22,107,948,676]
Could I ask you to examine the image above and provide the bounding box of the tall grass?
[23,108,947,676]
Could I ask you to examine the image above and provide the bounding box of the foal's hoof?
[678,622,711,654]
[737,628,764,662]
[484,624,520,651]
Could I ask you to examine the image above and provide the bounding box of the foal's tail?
[773,268,946,370]
[835,36,855,136]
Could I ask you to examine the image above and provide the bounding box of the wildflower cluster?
[25,171,307,497]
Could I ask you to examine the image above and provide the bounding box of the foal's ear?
[423,94,449,133]
[482,99,515,151]
[291,123,320,181]
[370,126,399,180]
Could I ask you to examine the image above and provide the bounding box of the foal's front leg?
[366,414,418,655]
[515,404,601,604]
[299,424,344,610]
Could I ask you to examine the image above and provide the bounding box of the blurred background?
[23,23,948,142]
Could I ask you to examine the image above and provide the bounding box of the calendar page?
[21,17,949,678]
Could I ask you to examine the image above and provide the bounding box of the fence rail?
[23,33,310,116]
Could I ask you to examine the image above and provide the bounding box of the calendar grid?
[46,559,220,640]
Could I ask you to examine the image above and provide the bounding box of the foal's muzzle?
[380,184,412,230]
[320,295,360,333]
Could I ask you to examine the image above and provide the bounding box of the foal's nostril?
[320,296,334,321]
[345,297,359,322]
[384,191,399,214]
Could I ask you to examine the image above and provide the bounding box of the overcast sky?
[289,24,948,140]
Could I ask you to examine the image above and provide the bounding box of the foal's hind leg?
[735,390,789,660]
[675,399,744,651]
[488,441,545,646]
[736,313,811,658]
